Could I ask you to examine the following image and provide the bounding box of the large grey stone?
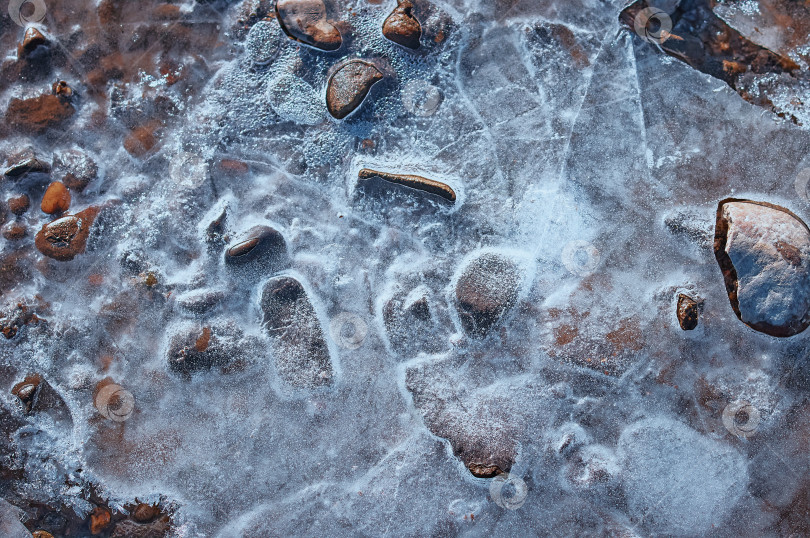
[714,199,810,337]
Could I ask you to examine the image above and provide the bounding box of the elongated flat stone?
[358,168,455,202]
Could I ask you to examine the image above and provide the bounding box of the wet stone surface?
[326,60,384,119]
[714,199,810,337]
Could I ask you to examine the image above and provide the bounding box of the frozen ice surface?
[1,0,810,535]
[618,417,749,535]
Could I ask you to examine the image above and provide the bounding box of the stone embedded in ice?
[382,0,422,50]
[454,252,521,338]
[0,499,31,538]
[325,60,384,120]
[714,199,810,337]
[382,284,449,356]
[260,276,333,388]
[224,225,288,271]
[676,293,700,331]
[167,322,261,376]
[34,206,100,261]
[275,0,342,51]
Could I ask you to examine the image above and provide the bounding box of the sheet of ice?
[1,0,809,535]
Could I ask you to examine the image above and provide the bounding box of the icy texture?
[1,0,810,535]
[618,417,749,535]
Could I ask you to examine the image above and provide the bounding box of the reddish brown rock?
[677,293,699,331]
[18,27,48,57]
[8,195,30,215]
[124,124,158,157]
[219,159,249,174]
[89,506,111,535]
[6,94,75,134]
[276,0,342,51]
[52,80,73,99]
[2,223,26,241]
[34,206,99,261]
[131,503,159,523]
[358,168,455,202]
[41,181,71,214]
[326,60,384,119]
[382,0,422,49]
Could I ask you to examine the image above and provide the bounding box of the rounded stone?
[34,207,99,261]
[454,252,521,337]
[382,0,422,49]
[326,60,384,120]
[224,225,287,268]
[276,0,342,51]
[714,198,810,337]
[8,195,30,215]
[41,181,71,214]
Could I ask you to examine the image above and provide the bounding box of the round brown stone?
[34,207,99,261]
[382,0,422,49]
[131,503,159,523]
[2,223,26,241]
[276,0,342,51]
[8,194,30,215]
[326,60,384,119]
[41,181,71,214]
